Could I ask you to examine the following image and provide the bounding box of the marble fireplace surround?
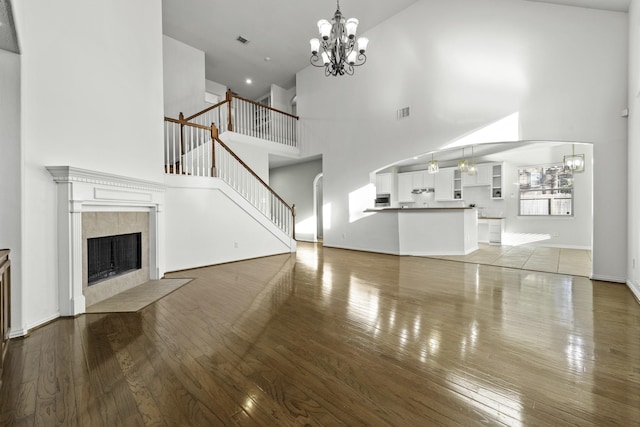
[47,166,165,316]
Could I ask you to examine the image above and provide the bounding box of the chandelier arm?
[356,53,367,66]
[310,54,326,68]
[345,64,355,76]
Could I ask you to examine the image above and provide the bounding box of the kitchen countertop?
[364,207,474,212]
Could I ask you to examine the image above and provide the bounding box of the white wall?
[206,80,227,102]
[164,176,292,271]
[270,84,295,114]
[0,49,22,333]
[296,0,628,280]
[163,35,206,118]
[270,159,323,242]
[499,144,593,249]
[628,0,640,297]
[13,0,165,333]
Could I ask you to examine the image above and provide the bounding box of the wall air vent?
[236,35,249,45]
[397,106,410,120]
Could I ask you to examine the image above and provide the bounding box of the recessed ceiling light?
[264,56,271,62]
[246,78,252,84]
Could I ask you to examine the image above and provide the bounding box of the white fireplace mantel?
[47,166,166,316]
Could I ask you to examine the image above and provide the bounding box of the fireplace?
[88,232,142,285]
[47,166,165,316]
[82,211,150,307]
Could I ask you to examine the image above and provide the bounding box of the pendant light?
[467,146,477,176]
[427,153,439,174]
[563,144,585,173]
[458,147,468,173]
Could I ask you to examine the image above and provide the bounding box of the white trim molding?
[627,279,640,305]
[46,166,166,316]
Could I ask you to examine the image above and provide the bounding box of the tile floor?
[430,243,592,277]
[85,278,192,313]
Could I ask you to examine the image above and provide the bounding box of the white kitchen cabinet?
[376,173,393,195]
[491,163,504,199]
[488,218,504,244]
[434,168,455,201]
[462,163,492,187]
[479,218,504,244]
[397,171,435,202]
[397,172,414,202]
[453,169,463,200]
[421,171,435,189]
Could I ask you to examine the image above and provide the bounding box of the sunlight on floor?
[429,243,592,277]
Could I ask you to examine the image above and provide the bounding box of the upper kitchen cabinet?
[376,173,393,195]
[397,171,435,202]
[491,163,504,199]
[462,163,491,187]
[397,173,413,202]
[435,168,456,201]
[453,169,463,200]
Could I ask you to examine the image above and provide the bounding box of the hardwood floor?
[1,242,639,426]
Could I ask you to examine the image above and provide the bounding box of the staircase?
[163,93,299,247]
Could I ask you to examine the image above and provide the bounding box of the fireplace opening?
[87,232,142,285]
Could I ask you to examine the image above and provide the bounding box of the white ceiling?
[162,0,630,100]
[162,0,421,99]
[525,0,630,12]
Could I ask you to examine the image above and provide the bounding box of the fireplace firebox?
[87,232,142,285]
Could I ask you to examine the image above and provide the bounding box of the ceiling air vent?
[236,35,249,45]
[397,106,410,120]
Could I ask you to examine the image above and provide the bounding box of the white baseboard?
[10,311,61,338]
[627,279,640,304]
[591,274,626,284]
[9,328,29,338]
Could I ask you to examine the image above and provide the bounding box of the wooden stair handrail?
[184,99,229,122]
[212,132,293,211]
[165,116,214,131]
[230,91,300,120]
[181,89,300,127]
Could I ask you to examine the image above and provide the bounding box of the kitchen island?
[364,207,478,256]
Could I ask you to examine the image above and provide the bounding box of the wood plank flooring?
[1,242,639,426]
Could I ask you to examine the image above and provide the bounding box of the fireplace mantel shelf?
[46,166,166,193]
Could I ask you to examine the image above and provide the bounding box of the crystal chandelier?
[309,1,369,76]
[563,144,585,173]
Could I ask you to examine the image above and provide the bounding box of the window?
[519,164,573,216]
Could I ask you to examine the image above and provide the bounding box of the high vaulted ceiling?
[161,0,630,100]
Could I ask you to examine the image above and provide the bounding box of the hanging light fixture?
[309,1,369,76]
[428,153,439,174]
[563,144,585,173]
[467,146,477,176]
[458,147,469,173]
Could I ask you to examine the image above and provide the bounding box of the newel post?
[226,89,234,132]
[179,112,185,158]
[292,204,296,240]
[211,123,218,177]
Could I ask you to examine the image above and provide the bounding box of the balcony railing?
[185,89,298,147]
